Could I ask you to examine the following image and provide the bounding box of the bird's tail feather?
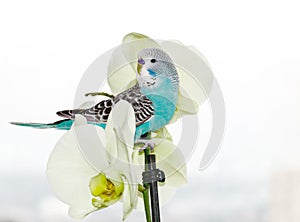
[10,119,73,130]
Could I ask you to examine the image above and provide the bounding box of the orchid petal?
[133,139,187,186]
[107,33,160,94]
[151,127,173,142]
[122,32,161,72]
[105,100,138,219]
[154,139,187,187]
[160,41,214,118]
[46,117,101,219]
[133,139,187,208]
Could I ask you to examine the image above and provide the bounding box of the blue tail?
[10,119,73,130]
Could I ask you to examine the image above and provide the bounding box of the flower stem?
[139,184,151,222]
[139,132,152,222]
[142,147,152,222]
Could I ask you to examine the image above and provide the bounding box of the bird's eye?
[150,59,156,63]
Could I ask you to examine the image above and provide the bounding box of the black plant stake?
[141,134,166,222]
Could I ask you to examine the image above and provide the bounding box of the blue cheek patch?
[147,69,157,77]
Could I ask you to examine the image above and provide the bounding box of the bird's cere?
[138,58,145,65]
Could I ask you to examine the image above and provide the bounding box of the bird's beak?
[137,64,142,74]
[137,58,145,75]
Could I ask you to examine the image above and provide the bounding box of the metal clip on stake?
[142,168,165,184]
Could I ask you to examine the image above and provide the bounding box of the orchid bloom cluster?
[47,33,212,220]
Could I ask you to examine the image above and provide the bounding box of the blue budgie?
[11,48,179,147]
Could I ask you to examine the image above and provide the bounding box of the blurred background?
[1,0,300,221]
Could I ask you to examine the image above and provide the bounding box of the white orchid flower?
[47,101,138,220]
[106,33,224,171]
[86,32,221,170]
[107,32,214,123]
[46,100,187,220]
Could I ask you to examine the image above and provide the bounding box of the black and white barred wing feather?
[56,99,113,123]
[56,84,154,126]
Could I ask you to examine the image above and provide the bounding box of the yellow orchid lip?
[89,173,124,208]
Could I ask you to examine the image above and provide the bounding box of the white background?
[1,0,300,221]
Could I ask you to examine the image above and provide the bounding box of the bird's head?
[137,48,179,88]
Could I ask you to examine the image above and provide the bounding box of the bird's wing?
[56,85,154,126]
[114,84,154,126]
[133,96,154,126]
[56,99,113,123]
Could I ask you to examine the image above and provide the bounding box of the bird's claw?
[136,139,155,152]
